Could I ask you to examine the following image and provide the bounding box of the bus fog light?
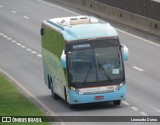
[76,89,83,95]
[114,86,119,91]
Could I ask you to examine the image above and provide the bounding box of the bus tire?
[64,87,68,103]
[69,104,76,109]
[113,100,121,105]
[50,79,59,100]
[47,75,51,89]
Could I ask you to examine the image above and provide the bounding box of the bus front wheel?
[69,104,76,109]
[113,100,121,105]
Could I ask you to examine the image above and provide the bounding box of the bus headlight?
[70,86,75,90]
[114,82,124,91]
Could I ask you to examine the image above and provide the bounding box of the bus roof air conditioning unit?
[70,17,90,25]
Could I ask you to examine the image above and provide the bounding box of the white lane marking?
[16,43,21,46]
[12,40,17,43]
[2,33,43,59]
[131,107,139,111]
[11,11,17,14]
[116,28,160,47]
[150,106,160,112]
[3,35,7,38]
[37,54,42,58]
[37,0,79,15]
[23,16,30,19]
[27,48,32,51]
[21,45,26,49]
[37,0,160,48]
[140,112,148,116]
[7,37,12,41]
[0,33,3,35]
[31,51,37,54]
[0,5,3,8]
[122,101,130,106]
[132,66,144,72]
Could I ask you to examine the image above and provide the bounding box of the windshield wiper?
[96,56,112,82]
[83,62,92,84]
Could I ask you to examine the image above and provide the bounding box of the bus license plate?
[95,96,104,100]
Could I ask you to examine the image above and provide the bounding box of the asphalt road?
[0,0,160,125]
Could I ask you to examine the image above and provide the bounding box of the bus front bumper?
[68,84,126,104]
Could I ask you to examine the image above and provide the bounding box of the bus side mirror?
[61,50,66,68]
[121,44,129,61]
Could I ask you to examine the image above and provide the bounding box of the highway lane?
[119,32,160,116]
[0,0,160,124]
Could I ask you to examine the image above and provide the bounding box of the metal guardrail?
[95,0,160,21]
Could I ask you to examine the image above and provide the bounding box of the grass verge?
[0,73,51,125]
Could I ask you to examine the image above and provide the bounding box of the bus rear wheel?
[64,87,68,103]
[113,100,121,105]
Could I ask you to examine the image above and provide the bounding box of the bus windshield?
[67,39,124,86]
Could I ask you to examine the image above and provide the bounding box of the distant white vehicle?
[40,15,129,108]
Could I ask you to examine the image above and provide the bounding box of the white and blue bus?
[41,16,129,108]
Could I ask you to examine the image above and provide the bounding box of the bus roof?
[43,16,118,41]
